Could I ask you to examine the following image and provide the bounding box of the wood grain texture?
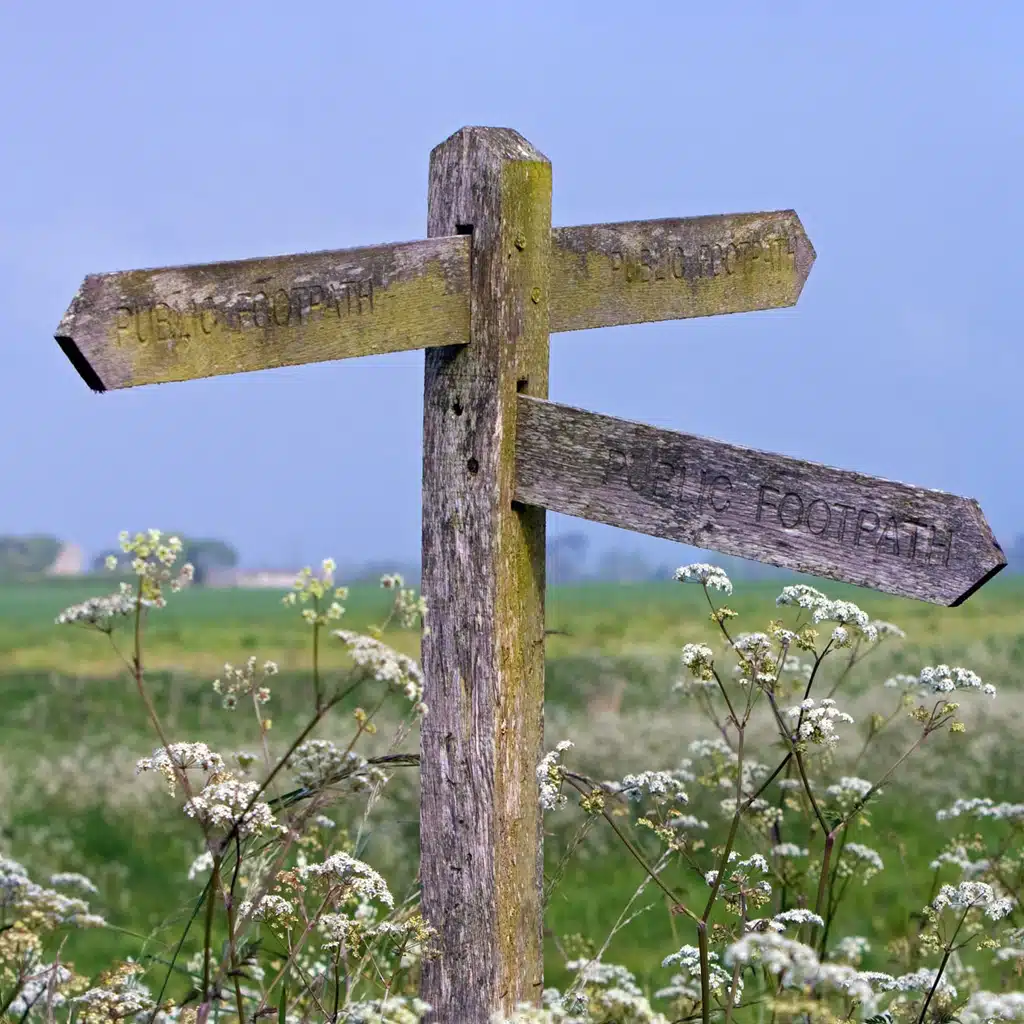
[420,128,551,1021]
[549,210,814,332]
[54,235,471,391]
[515,397,1005,606]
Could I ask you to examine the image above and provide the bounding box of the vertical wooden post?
[420,127,552,1021]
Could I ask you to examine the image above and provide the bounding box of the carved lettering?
[111,275,378,349]
[608,232,797,290]
[778,492,803,529]
[806,498,831,536]
[876,516,900,556]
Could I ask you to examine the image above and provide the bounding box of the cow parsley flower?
[659,945,737,1003]
[238,893,295,924]
[538,741,573,810]
[56,583,137,627]
[937,797,1024,823]
[136,742,226,794]
[837,843,884,881]
[612,770,690,805]
[184,777,281,837]
[772,843,809,859]
[931,882,1014,921]
[298,852,394,908]
[675,563,733,595]
[919,665,996,698]
[785,698,854,747]
[334,631,424,706]
[680,642,715,681]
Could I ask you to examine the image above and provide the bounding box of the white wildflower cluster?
[832,935,871,965]
[297,851,395,909]
[135,741,226,795]
[238,893,296,925]
[283,558,348,625]
[187,850,215,880]
[538,741,573,810]
[871,620,907,639]
[674,562,733,595]
[122,529,193,599]
[334,630,425,710]
[183,777,281,837]
[48,871,99,895]
[825,776,875,812]
[937,797,1024,823]
[380,572,428,628]
[658,944,737,1005]
[730,632,781,689]
[781,654,814,681]
[785,698,854,747]
[775,585,878,643]
[287,738,387,794]
[919,664,996,698]
[931,881,1014,921]
[745,908,824,933]
[706,852,773,912]
[772,843,809,859]
[4,963,75,1019]
[0,855,106,931]
[561,959,668,1024]
[71,962,156,1021]
[836,843,884,882]
[334,996,432,1023]
[960,991,1024,1024]
[679,642,715,683]
[55,584,136,627]
[725,932,899,1014]
[212,655,279,709]
[930,844,991,877]
[607,769,690,807]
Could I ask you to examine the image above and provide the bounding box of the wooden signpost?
[54,126,1006,1022]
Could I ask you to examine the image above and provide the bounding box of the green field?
[2,573,1023,1000]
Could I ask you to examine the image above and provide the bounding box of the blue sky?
[1,1,1020,570]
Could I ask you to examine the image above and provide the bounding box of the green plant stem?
[202,855,221,1005]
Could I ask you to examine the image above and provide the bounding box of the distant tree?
[184,538,239,585]
[0,535,63,579]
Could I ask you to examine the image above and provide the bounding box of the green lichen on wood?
[57,236,472,390]
[492,153,552,1010]
[549,211,815,333]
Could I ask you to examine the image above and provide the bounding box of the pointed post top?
[430,125,550,166]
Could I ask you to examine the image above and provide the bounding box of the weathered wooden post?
[420,127,551,1022]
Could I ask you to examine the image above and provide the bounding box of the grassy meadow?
[2,572,1024,997]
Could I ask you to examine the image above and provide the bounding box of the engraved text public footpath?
[115,278,374,349]
[602,446,954,567]
[608,233,794,286]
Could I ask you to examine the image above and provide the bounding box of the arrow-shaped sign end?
[948,501,1007,607]
[55,280,107,393]
[790,212,816,302]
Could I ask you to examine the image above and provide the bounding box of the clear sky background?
[1,2,1020,570]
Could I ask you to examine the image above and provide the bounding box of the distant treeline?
[2,530,1022,584]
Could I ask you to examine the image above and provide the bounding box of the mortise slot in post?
[456,224,474,235]
[516,378,529,393]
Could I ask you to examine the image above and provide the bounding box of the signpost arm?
[421,127,552,1021]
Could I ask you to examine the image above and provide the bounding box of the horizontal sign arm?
[55,235,473,391]
[549,210,814,332]
[513,396,1005,606]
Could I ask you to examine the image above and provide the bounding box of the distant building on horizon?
[205,568,300,589]
[45,542,84,577]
